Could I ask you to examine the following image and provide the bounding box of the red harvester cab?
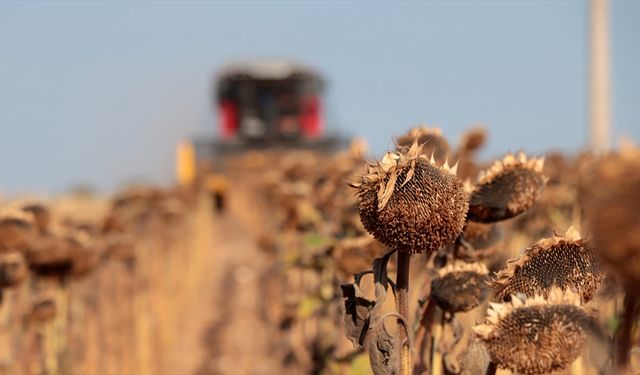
[215,60,333,145]
[189,60,344,163]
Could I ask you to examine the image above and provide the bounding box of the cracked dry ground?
[190,184,287,375]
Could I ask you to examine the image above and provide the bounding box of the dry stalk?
[396,251,411,375]
[616,294,639,368]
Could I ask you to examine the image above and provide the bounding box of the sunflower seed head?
[461,221,502,257]
[474,287,589,374]
[458,126,487,153]
[350,139,469,253]
[477,152,545,186]
[0,204,34,225]
[0,202,38,252]
[431,261,490,313]
[0,252,28,287]
[468,152,547,223]
[395,125,449,162]
[436,259,489,278]
[491,227,605,302]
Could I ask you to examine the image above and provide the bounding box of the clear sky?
[1,1,638,195]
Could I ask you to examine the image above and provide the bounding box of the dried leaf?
[379,172,399,211]
[379,153,397,173]
[353,270,373,285]
[377,179,387,207]
[372,249,396,289]
[365,250,401,374]
[341,282,375,348]
[342,250,401,373]
[367,318,399,375]
[400,159,416,188]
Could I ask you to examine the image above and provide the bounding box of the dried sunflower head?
[459,221,501,260]
[457,126,487,154]
[474,288,591,375]
[579,147,640,291]
[0,205,35,252]
[431,260,490,313]
[26,235,78,275]
[468,152,546,223]
[349,137,368,158]
[395,126,450,162]
[491,227,604,302]
[0,252,28,288]
[26,225,95,277]
[349,140,468,254]
[104,234,136,262]
[463,222,499,248]
[21,202,51,234]
[26,294,57,324]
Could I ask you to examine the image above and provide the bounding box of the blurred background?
[0,1,639,193]
[1,2,640,375]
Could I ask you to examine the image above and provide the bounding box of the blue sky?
[1,1,638,195]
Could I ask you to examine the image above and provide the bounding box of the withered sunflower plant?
[341,127,557,375]
[474,287,593,375]
[345,139,468,375]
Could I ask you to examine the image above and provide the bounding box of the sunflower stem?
[413,297,437,374]
[485,361,497,375]
[615,293,639,368]
[397,251,411,375]
[431,308,444,375]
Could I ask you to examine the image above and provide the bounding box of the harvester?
[176,60,347,210]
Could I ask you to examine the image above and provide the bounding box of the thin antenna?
[589,0,612,154]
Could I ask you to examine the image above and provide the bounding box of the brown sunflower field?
[0,126,639,375]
